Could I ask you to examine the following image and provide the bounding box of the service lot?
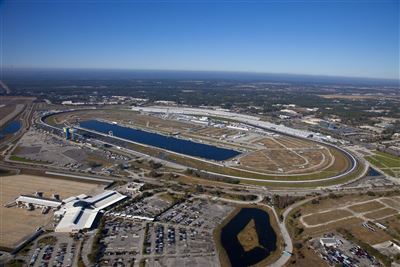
[97,218,144,267]
[110,194,174,220]
[157,199,234,231]
[12,127,128,174]
[0,174,103,248]
[310,234,380,267]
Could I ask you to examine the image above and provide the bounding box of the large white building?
[55,190,127,233]
[16,195,62,208]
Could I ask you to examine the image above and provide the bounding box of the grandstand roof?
[55,190,126,232]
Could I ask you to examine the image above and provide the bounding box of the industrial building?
[54,190,127,233]
[15,195,62,209]
[320,238,339,247]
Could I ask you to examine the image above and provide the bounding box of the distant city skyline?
[1,0,399,80]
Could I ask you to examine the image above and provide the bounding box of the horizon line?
[2,66,399,82]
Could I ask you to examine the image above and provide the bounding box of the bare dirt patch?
[347,201,385,213]
[345,223,392,245]
[379,198,400,210]
[302,217,364,237]
[255,137,285,149]
[237,219,261,252]
[302,209,352,226]
[364,208,398,220]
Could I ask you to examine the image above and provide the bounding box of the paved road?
[269,198,314,267]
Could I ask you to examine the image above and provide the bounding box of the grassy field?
[380,198,400,210]
[285,193,400,267]
[9,155,51,165]
[302,209,352,226]
[365,151,400,178]
[377,214,400,240]
[364,208,398,220]
[374,152,400,167]
[347,201,385,213]
[168,146,350,181]
[239,147,332,174]
[237,219,261,252]
[0,174,103,249]
[124,134,356,186]
[288,193,400,241]
[240,159,365,188]
[37,236,57,246]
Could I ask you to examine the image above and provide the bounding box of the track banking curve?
[40,108,358,184]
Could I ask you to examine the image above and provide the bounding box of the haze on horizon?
[1,0,399,80]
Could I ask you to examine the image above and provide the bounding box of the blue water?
[79,120,240,161]
[221,208,277,267]
[367,167,382,176]
[0,120,21,139]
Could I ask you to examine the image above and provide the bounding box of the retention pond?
[220,207,277,267]
[0,120,21,140]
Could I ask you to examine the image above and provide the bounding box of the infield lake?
[79,120,240,161]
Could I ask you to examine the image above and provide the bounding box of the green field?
[365,151,400,178]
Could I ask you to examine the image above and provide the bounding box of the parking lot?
[142,254,220,267]
[24,234,78,267]
[13,127,129,175]
[98,197,235,267]
[109,194,174,220]
[143,222,216,256]
[311,234,380,267]
[97,218,145,267]
[138,198,234,266]
[157,199,234,231]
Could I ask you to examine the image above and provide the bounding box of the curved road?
[269,197,314,267]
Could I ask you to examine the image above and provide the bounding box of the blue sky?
[1,0,399,79]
